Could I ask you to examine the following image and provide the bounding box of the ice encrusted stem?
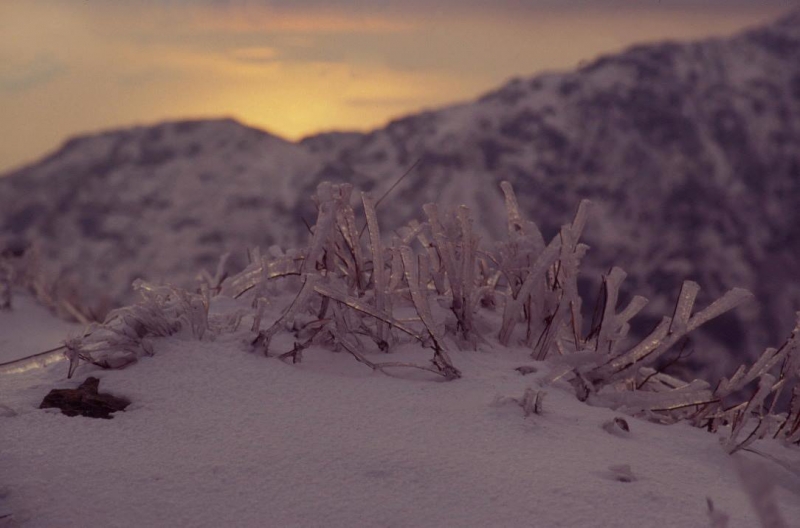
[362,192,389,345]
[400,246,461,380]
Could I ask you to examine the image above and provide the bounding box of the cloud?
[0,54,66,93]
[187,0,798,11]
[164,0,796,6]
[345,96,429,108]
[187,5,416,34]
[228,46,280,63]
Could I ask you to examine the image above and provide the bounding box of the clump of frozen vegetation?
[0,241,96,323]
[59,181,800,452]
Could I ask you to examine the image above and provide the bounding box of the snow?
[0,294,80,364]
[2,295,799,527]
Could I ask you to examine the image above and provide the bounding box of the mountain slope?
[0,119,322,311]
[2,11,800,377]
[297,10,800,375]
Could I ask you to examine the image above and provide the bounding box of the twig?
[358,158,422,239]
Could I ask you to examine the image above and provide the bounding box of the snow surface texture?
[2,12,800,378]
[2,295,800,528]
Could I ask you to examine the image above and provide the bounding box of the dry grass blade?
[399,246,461,379]
[363,192,389,343]
[498,236,562,346]
[302,182,338,274]
[313,282,422,342]
[330,327,451,378]
[375,158,422,210]
[253,274,321,355]
[670,280,700,335]
[224,256,302,299]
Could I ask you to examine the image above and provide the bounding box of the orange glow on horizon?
[0,1,794,173]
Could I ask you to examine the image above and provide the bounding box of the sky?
[0,1,798,174]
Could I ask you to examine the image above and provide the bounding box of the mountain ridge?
[2,9,800,378]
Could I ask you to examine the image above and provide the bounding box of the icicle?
[336,185,365,290]
[597,317,672,379]
[362,192,388,343]
[568,199,592,243]
[409,220,446,295]
[253,274,321,355]
[498,235,562,346]
[687,287,753,332]
[616,296,649,327]
[456,205,477,338]
[669,280,700,335]
[726,374,776,453]
[499,181,546,250]
[596,267,627,354]
[401,220,426,247]
[595,383,714,414]
[313,281,422,342]
[400,246,461,379]
[387,241,405,294]
[251,298,267,333]
[222,255,302,299]
[500,181,525,237]
[424,203,460,301]
[302,182,339,275]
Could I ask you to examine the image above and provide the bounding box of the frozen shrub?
[691,314,800,450]
[62,279,246,378]
[56,180,800,450]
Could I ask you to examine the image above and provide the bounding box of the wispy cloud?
[0,54,66,93]
[187,5,417,34]
[345,96,430,108]
[228,46,280,63]
[0,0,796,174]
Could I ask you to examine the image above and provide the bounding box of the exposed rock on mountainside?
[2,10,799,377]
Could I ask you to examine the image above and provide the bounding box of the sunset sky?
[1,0,797,174]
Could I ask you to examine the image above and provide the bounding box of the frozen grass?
[6,326,799,527]
[53,181,799,455]
[0,244,98,325]
[4,181,798,526]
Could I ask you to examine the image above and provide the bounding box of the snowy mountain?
[0,119,323,313]
[299,10,800,374]
[2,10,800,376]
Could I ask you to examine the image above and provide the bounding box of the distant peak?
[59,117,278,147]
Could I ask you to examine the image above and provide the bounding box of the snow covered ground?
[0,294,80,365]
[1,293,799,527]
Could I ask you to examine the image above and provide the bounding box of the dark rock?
[39,377,130,419]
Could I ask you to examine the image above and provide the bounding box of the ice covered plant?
[488,184,799,447]
[561,277,755,419]
[690,314,800,451]
[232,182,463,379]
[495,182,590,359]
[57,179,800,452]
[0,241,98,323]
[473,182,768,427]
[63,279,245,378]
